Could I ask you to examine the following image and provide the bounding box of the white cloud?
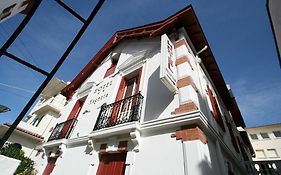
[231,79,281,127]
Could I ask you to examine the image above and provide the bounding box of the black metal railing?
[94,93,144,130]
[245,160,281,175]
[48,118,77,141]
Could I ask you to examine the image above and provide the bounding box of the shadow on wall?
[144,67,174,121]
[198,155,213,175]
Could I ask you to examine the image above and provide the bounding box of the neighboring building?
[0,0,35,23]
[267,0,281,67]
[246,123,281,161]
[0,78,67,171]
[38,6,253,175]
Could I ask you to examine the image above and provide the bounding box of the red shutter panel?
[135,67,142,94]
[96,153,127,175]
[42,158,57,175]
[207,85,225,131]
[104,60,118,78]
[60,96,87,138]
[109,78,126,126]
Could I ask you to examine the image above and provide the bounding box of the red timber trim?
[175,55,193,70]
[177,76,198,92]
[171,102,198,115]
[206,85,225,131]
[42,157,57,175]
[171,124,208,144]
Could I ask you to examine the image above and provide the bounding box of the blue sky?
[0,0,280,128]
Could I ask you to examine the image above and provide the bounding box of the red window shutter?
[104,60,117,78]
[60,96,87,138]
[109,78,126,126]
[135,67,142,94]
[96,153,127,175]
[207,85,225,131]
[42,158,57,175]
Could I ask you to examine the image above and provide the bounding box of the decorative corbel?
[130,130,141,152]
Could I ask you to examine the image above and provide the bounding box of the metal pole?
[0,0,42,57]
[0,0,106,148]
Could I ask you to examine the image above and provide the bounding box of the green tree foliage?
[0,143,36,175]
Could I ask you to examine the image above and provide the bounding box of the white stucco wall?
[0,155,21,175]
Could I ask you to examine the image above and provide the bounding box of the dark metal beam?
[4,51,49,76]
[0,0,106,148]
[0,0,42,57]
[54,0,86,23]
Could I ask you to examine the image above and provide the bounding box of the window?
[250,134,258,140]
[256,150,266,159]
[260,132,270,139]
[273,131,281,138]
[96,153,127,175]
[30,115,44,127]
[267,149,279,158]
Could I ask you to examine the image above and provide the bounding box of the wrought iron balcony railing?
[48,118,77,141]
[94,93,144,130]
[245,160,281,175]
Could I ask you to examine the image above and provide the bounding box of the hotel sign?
[160,34,177,93]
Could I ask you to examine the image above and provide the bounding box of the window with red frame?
[104,59,118,78]
[206,85,225,131]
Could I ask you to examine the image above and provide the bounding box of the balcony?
[245,160,281,175]
[32,96,65,115]
[94,93,144,130]
[48,118,77,141]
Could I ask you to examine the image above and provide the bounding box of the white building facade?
[38,6,253,175]
[246,123,281,161]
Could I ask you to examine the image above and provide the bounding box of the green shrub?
[0,143,36,175]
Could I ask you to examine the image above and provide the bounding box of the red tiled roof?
[3,123,44,140]
[61,5,245,127]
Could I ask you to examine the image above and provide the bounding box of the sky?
[0,0,280,128]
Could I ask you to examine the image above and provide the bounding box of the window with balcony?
[260,132,270,139]
[94,68,143,130]
[273,131,281,138]
[48,96,87,141]
[250,134,258,140]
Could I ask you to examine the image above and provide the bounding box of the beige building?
[246,123,281,161]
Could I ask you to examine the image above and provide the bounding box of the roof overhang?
[1,123,44,141]
[61,5,245,127]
